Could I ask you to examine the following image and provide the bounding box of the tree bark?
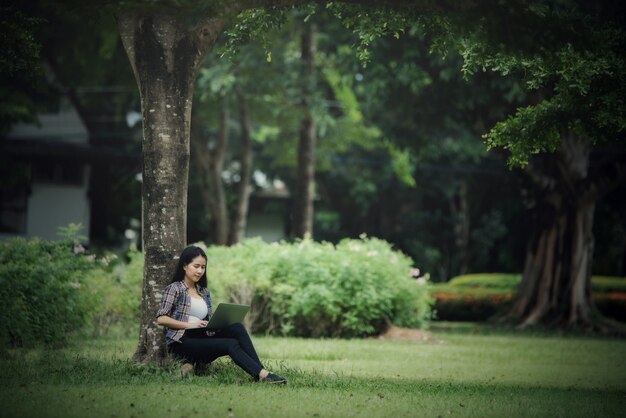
[293,21,317,239]
[115,11,225,363]
[503,132,624,331]
[229,87,254,245]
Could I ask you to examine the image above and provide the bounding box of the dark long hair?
[170,246,208,288]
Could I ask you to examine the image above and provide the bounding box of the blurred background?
[1,2,624,285]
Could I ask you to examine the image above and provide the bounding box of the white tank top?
[189,296,208,322]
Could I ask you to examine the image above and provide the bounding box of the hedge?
[0,237,100,348]
[432,274,626,322]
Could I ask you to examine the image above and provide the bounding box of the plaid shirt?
[156,281,212,345]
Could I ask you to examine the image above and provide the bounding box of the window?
[32,161,84,186]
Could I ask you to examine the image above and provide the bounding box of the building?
[1,92,139,243]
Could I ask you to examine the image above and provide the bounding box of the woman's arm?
[156,315,208,329]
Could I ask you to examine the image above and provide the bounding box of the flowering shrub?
[0,237,100,348]
[203,236,433,338]
[431,290,514,321]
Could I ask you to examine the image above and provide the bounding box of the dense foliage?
[0,237,98,348]
[98,237,432,338]
[82,250,143,336]
[0,235,431,344]
[203,236,432,337]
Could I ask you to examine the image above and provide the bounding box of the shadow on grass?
[2,349,624,400]
[431,320,626,340]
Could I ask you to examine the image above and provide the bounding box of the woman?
[156,245,286,384]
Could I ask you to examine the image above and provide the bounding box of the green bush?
[431,290,515,321]
[82,251,143,336]
[203,236,433,338]
[445,273,626,294]
[590,276,626,293]
[0,237,99,348]
[447,274,522,290]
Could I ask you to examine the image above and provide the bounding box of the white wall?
[26,184,90,241]
[245,213,285,243]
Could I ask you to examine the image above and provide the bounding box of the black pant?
[169,323,264,378]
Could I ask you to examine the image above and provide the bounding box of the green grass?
[1,331,625,417]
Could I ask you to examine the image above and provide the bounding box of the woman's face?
[183,255,206,284]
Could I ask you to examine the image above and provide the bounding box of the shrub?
[447,274,522,290]
[0,237,99,348]
[590,276,626,293]
[445,273,626,294]
[431,290,514,321]
[81,251,143,336]
[203,236,433,338]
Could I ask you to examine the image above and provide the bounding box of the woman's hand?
[157,315,208,330]
[186,320,208,329]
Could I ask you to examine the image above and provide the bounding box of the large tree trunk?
[116,11,225,363]
[504,132,624,331]
[510,193,597,327]
[293,21,317,239]
[229,87,254,245]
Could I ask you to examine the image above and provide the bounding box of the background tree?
[191,95,230,245]
[307,21,527,280]
[416,1,626,329]
[293,19,317,238]
[191,45,264,246]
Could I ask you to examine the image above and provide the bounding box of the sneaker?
[262,372,287,384]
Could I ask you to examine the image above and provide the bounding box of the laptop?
[186,303,250,331]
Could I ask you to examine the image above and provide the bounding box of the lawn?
[1,327,625,418]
